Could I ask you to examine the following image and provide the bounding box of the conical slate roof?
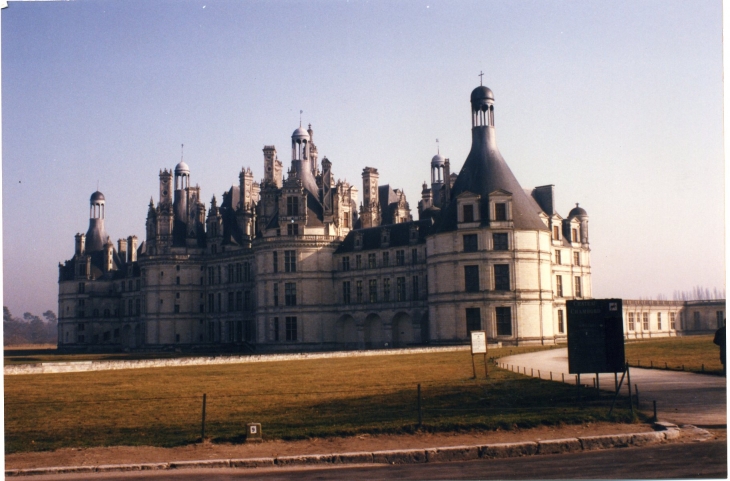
[440,94,548,232]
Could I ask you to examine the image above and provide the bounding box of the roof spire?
[300,110,303,127]
[478,71,484,86]
[181,143,184,162]
[436,138,440,155]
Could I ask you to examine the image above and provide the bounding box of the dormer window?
[553,226,560,240]
[287,223,299,236]
[286,196,299,216]
[463,205,474,222]
[495,203,507,221]
[572,228,579,242]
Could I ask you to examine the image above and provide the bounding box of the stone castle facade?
[58,84,601,351]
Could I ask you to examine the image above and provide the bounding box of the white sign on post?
[470,330,487,354]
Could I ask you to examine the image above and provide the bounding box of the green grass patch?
[5,346,638,454]
[625,335,723,374]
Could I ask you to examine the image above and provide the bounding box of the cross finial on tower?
[300,110,303,127]
[479,71,484,86]
[436,138,440,154]
[181,143,184,161]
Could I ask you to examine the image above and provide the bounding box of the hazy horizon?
[2,0,724,317]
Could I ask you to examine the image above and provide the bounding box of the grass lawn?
[4,346,638,454]
[624,335,723,374]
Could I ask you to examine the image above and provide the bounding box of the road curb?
[4,424,691,477]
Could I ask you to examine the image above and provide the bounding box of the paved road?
[500,348,727,427]
[21,441,727,480]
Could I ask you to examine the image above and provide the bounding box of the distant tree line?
[3,306,57,345]
[671,286,726,301]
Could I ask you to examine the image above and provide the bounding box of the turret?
[85,191,110,252]
[568,204,589,245]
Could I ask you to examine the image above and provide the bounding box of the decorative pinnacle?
[479,71,484,86]
[181,143,184,161]
[436,138,440,155]
[300,110,303,127]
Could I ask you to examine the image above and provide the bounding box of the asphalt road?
[23,440,727,480]
[500,348,727,427]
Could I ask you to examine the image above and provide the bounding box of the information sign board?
[567,299,625,374]
[470,331,487,354]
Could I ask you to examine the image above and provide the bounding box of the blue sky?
[2,0,724,316]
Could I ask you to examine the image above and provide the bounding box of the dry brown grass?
[5,346,636,454]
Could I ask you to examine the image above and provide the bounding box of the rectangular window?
[396,250,405,266]
[342,256,350,271]
[412,276,419,300]
[463,204,474,222]
[396,277,406,301]
[356,281,363,303]
[383,278,391,301]
[464,265,480,292]
[657,312,662,330]
[78,323,85,331]
[717,311,724,328]
[209,267,215,285]
[236,263,242,282]
[368,253,376,269]
[286,196,299,216]
[228,292,234,312]
[670,312,676,329]
[494,265,510,291]
[217,266,222,284]
[244,291,251,311]
[553,226,560,240]
[555,250,562,265]
[369,279,378,303]
[642,312,649,330]
[628,312,635,331]
[558,310,565,333]
[412,248,418,264]
[273,283,279,307]
[244,262,251,282]
[273,317,279,341]
[574,276,582,298]
[356,255,362,269]
[227,264,234,283]
[572,228,579,242]
[463,234,478,252]
[556,275,563,297]
[495,203,506,221]
[492,233,508,251]
[343,212,349,228]
[236,291,243,311]
[136,299,141,316]
[466,308,481,333]
[287,223,299,236]
[285,283,296,306]
[285,250,297,272]
[382,251,390,267]
[208,293,215,313]
[208,322,215,342]
[218,292,222,312]
[273,251,279,273]
[285,316,297,341]
[496,307,512,336]
[573,251,580,266]
[78,282,85,293]
[343,281,351,304]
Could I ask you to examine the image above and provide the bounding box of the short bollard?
[246,423,263,443]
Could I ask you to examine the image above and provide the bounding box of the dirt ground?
[7,422,723,470]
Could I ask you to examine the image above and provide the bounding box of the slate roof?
[439,126,548,232]
[335,219,432,254]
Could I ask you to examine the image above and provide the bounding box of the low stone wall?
[5,345,471,376]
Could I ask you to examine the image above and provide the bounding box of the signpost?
[470,330,488,378]
[566,298,631,413]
